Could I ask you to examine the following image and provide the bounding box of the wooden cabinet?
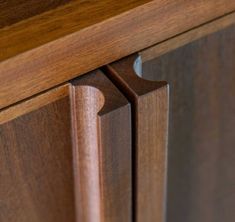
[0,1,235,222]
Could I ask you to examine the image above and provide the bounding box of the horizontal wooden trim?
[140,12,235,62]
[0,84,69,124]
[0,0,234,109]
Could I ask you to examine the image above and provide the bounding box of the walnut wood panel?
[1,1,235,109]
[0,86,75,222]
[104,55,169,222]
[0,0,74,29]
[70,70,132,222]
[141,25,235,222]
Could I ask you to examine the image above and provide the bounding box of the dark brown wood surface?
[1,0,234,109]
[0,70,133,222]
[0,88,75,222]
[0,84,69,124]
[104,55,169,222]
[141,25,235,222]
[0,0,74,29]
[70,70,132,222]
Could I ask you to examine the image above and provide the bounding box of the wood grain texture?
[142,25,235,222]
[104,55,169,222]
[0,0,74,29]
[0,0,150,62]
[0,95,75,222]
[70,70,132,222]
[1,0,235,109]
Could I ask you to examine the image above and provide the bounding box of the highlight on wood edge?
[69,70,132,222]
[70,85,104,222]
[104,54,169,222]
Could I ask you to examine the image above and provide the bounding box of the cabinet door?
[105,22,235,222]
[0,70,132,222]
[105,55,169,222]
[139,24,235,222]
[0,85,75,222]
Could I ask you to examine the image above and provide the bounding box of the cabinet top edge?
[1,0,235,63]
[0,0,234,109]
[0,0,151,62]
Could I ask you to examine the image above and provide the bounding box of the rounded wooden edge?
[69,84,105,222]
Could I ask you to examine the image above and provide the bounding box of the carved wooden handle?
[104,54,169,222]
[70,70,132,222]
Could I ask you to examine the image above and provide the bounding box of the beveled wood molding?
[0,84,69,124]
[0,0,234,109]
[69,70,132,222]
[104,55,169,222]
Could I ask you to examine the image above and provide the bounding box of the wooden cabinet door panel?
[104,56,169,222]
[0,85,76,222]
[70,70,132,222]
[138,24,235,222]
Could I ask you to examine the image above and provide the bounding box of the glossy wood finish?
[104,55,169,222]
[0,89,75,222]
[70,70,132,222]
[141,25,235,222]
[1,0,235,109]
